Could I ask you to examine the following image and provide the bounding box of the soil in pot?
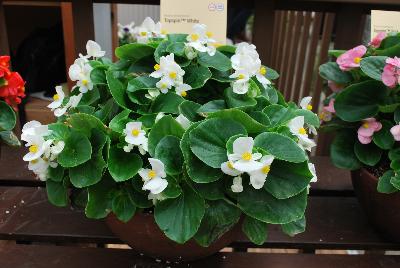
[351,168,400,242]
[106,212,240,262]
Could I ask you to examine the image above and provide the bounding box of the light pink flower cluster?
[369,32,386,48]
[357,118,382,144]
[337,45,367,71]
[390,124,400,141]
[382,57,400,88]
[319,99,335,122]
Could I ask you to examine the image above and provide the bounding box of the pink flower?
[328,80,344,92]
[390,125,400,141]
[323,99,335,113]
[369,32,386,48]
[336,45,367,71]
[357,118,382,144]
[382,57,400,88]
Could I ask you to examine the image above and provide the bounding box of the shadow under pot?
[105,212,240,262]
[351,168,400,242]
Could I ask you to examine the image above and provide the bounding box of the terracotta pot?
[106,212,240,261]
[351,168,400,242]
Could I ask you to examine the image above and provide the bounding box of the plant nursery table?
[1,147,400,267]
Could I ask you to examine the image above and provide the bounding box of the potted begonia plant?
[22,18,319,260]
[319,31,400,241]
[0,55,25,156]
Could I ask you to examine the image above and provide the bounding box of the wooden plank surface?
[0,187,398,250]
[1,244,400,268]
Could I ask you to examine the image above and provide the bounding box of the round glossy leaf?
[194,199,241,247]
[197,51,231,72]
[265,160,313,199]
[189,118,247,168]
[108,147,143,182]
[179,100,201,122]
[58,131,92,168]
[281,216,306,237]
[46,180,68,207]
[183,65,212,89]
[238,186,307,224]
[242,216,268,245]
[263,104,295,127]
[334,80,388,122]
[148,115,185,156]
[377,170,398,194]
[330,131,361,170]
[360,56,388,81]
[254,132,307,163]
[86,176,115,219]
[319,62,352,84]
[151,92,185,114]
[373,120,395,150]
[0,101,16,131]
[354,141,382,166]
[106,70,135,110]
[112,188,136,222]
[155,135,184,175]
[155,184,205,244]
[115,43,155,61]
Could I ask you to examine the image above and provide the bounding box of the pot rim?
[358,167,378,182]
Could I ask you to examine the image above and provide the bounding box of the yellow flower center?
[354,57,361,64]
[298,128,307,135]
[131,129,140,137]
[262,165,271,174]
[30,159,38,164]
[140,31,147,36]
[191,33,199,41]
[53,94,60,101]
[161,29,167,35]
[161,83,168,89]
[180,91,187,97]
[227,161,234,169]
[363,122,369,128]
[237,74,245,80]
[169,72,177,79]
[29,145,38,153]
[306,104,313,111]
[148,170,156,179]
[206,31,213,38]
[82,79,88,86]
[241,152,252,161]
[259,66,267,75]
[154,64,160,70]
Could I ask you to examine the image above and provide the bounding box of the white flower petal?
[143,177,168,194]
[233,137,254,155]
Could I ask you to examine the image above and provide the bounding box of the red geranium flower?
[0,56,11,78]
[0,71,25,109]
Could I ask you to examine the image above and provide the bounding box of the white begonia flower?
[229,42,268,94]
[184,46,197,60]
[288,116,317,152]
[175,83,192,98]
[123,122,147,146]
[118,22,135,38]
[138,139,148,155]
[185,24,217,56]
[76,64,93,93]
[228,137,263,172]
[46,141,65,161]
[134,17,165,43]
[150,53,185,92]
[248,155,275,189]
[47,86,65,110]
[139,158,168,194]
[123,144,134,153]
[86,40,106,58]
[54,93,83,117]
[308,163,317,183]
[148,192,166,204]
[221,161,242,176]
[23,136,53,162]
[231,176,243,193]
[21,121,50,142]
[28,157,50,181]
[299,96,313,111]
[175,114,191,130]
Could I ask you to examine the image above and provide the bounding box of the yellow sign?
[371,10,400,40]
[160,0,227,44]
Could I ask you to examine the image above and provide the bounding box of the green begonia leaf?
[242,216,268,245]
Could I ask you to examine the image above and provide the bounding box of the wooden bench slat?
[0,147,352,191]
[2,244,400,268]
[1,187,398,250]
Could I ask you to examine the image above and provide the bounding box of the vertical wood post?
[0,0,10,55]
[252,0,277,65]
[71,0,95,56]
[334,4,365,49]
